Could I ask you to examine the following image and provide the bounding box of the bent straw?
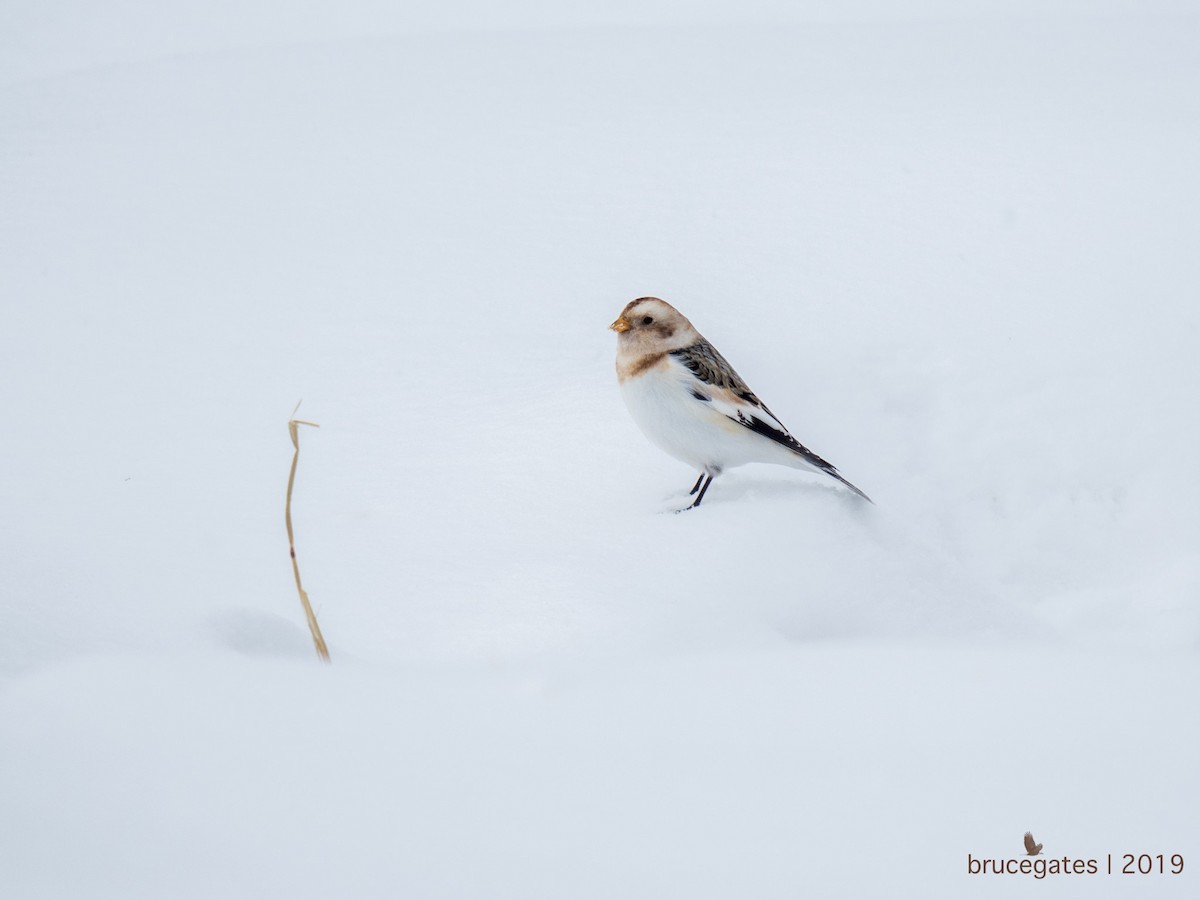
[286,404,330,663]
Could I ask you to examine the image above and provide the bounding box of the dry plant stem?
[287,413,330,663]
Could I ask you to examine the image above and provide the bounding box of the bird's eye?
[641,316,654,325]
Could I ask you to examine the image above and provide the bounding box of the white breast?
[619,359,792,475]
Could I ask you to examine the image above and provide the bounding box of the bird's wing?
[669,340,872,502]
[1024,833,1037,853]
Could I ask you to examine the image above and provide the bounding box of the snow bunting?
[610,297,871,509]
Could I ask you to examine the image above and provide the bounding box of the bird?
[1024,832,1043,856]
[609,296,870,510]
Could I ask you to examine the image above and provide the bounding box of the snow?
[2,2,1198,897]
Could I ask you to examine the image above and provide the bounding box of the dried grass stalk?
[286,405,330,663]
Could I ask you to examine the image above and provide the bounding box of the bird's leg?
[686,475,714,510]
[688,473,706,495]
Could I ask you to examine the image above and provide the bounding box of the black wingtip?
[836,475,873,504]
[731,411,873,503]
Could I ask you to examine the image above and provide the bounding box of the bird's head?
[609,297,698,353]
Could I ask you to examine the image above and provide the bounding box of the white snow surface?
[2,2,1199,897]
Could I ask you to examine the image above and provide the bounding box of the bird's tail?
[736,409,873,503]
[829,470,873,504]
[784,444,873,503]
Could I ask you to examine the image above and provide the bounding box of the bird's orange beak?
[610,315,631,333]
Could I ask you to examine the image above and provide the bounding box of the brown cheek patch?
[617,352,667,383]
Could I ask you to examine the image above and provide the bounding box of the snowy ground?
[2,2,1198,897]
